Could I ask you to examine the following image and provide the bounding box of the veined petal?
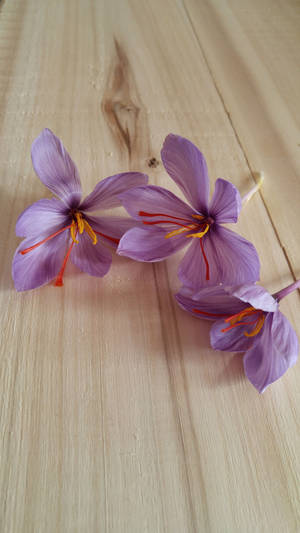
[209,178,241,223]
[243,311,298,393]
[16,198,68,238]
[12,230,70,291]
[179,226,260,288]
[117,226,187,262]
[226,284,277,313]
[80,172,148,212]
[31,129,82,207]
[86,215,140,249]
[119,185,195,221]
[176,285,244,320]
[161,134,210,213]
[70,232,112,277]
[210,316,256,353]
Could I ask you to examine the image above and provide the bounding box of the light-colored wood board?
[0,0,299,532]
[183,0,300,276]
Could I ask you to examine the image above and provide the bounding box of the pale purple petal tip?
[117,226,187,262]
[80,172,148,212]
[119,185,195,221]
[243,311,298,393]
[209,178,241,223]
[161,134,210,214]
[226,284,277,313]
[176,285,243,320]
[31,129,82,207]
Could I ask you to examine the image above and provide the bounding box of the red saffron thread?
[94,231,120,244]
[224,308,261,323]
[139,211,191,223]
[221,319,258,333]
[20,224,72,255]
[192,309,228,318]
[200,238,210,280]
[54,240,75,287]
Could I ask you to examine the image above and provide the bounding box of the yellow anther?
[165,226,190,239]
[244,314,265,337]
[70,221,78,244]
[192,214,205,220]
[75,212,84,233]
[83,220,98,245]
[229,306,253,326]
[186,223,210,239]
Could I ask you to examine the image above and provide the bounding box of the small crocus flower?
[176,281,299,392]
[117,134,260,288]
[12,129,148,291]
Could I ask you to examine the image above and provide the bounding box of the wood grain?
[0,0,299,532]
[183,0,300,276]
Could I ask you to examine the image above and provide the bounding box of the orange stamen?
[20,224,72,255]
[186,223,210,239]
[224,307,260,324]
[200,238,210,280]
[54,239,75,287]
[221,320,257,333]
[222,306,265,337]
[244,314,265,337]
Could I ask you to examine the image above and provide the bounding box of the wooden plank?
[0,0,299,531]
[183,0,300,275]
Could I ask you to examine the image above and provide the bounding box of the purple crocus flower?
[117,134,260,288]
[12,129,147,291]
[176,281,299,392]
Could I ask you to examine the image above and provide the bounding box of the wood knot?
[148,157,159,168]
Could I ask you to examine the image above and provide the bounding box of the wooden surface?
[0,0,299,531]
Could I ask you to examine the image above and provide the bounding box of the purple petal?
[119,185,195,221]
[210,316,256,353]
[80,173,148,212]
[226,284,277,313]
[31,129,82,207]
[117,226,187,262]
[176,285,244,320]
[243,311,298,393]
[70,232,112,277]
[12,229,70,291]
[161,134,210,213]
[86,215,140,250]
[208,178,241,223]
[178,226,260,289]
[16,198,68,238]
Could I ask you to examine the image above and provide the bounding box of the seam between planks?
[181,0,297,283]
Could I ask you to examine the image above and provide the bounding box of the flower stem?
[242,171,264,205]
[273,279,300,302]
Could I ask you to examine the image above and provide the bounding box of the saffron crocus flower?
[117,134,260,288]
[176,281,299,392]
[12,129,148,291]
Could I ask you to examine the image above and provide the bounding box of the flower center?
[70,212,98,245]
[19,211,120,287]
[139,211,213,280]
[221,306,266,337]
